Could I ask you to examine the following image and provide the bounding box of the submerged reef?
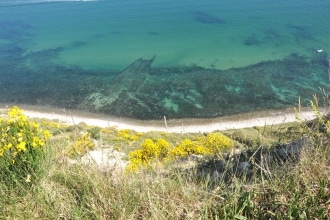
[0,47,328,120]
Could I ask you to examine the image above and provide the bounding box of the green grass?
[0,109,329,219]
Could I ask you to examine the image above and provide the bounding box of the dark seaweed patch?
[244,29,283,46]
[27,47,65,58]
[0,20,34,41]
[148,31,158,35]
[0,44,25,58]
[243,35,260,46]
[286,24,306,31]
[286,24,315,42]
[0,20,34,66]
[111,31,121,35]
[192,10,226,24]
[70,40,87,48]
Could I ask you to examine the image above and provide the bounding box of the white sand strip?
[19,109,318,133]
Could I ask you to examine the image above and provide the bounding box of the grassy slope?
[0,113,329,219]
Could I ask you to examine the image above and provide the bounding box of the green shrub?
[87,126,101,140]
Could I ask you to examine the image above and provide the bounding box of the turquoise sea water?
[0,0,330,119]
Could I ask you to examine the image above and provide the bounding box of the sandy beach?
[0,105,325,174]
[1,105,321,133]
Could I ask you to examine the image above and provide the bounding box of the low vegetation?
[0,103,329,219]
[126,133,233,172]
[0,106,51,190]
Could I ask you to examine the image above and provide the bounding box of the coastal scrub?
[126,133,233,171]
[0,106,51,188]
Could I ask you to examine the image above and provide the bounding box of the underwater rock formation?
[82,56,156,118]
[0,49,328,120]
[79,53,329,119]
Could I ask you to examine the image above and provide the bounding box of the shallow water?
[0,0,329,119]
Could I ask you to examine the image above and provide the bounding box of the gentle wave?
[0,0,97,8]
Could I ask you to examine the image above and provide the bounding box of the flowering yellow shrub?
[0,106,52,187]
[66,132,95,157]
[101,127,115,134]
[199,133,233,153]
[42,120,68,130]
[127,133,233,172]
[166,139,211,160]
[114,129,142,143]
[126,138,170,171]
[41,120,68,136]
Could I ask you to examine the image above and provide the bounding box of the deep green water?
[0,0,329,119]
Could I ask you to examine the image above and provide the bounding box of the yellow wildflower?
[32,137,40,147]
[16,141,27,152]
[25,174,31,183]
[30,122,39,130]
[7,106,23,118]
[5,143,13,150]
[17,132,23,142]
[43,130,52,139]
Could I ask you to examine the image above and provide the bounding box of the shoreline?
[0,104,323,133]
